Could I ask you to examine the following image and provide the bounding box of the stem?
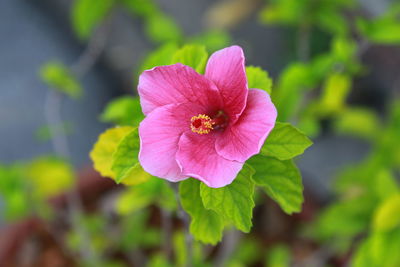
[213,229,241,267]
[297,22,311,62]
[172,183,193,267]
[161,207,173,260]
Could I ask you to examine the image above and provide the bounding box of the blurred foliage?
[260,0,356,35]
[0,156,75,221]
[35,122,74,142]
[40,61,83,99]
[265,244,291,267]
[356,3,400,45]
[72,0,114,40]
[100,96,144,126]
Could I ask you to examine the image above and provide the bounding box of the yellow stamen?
[190,114,214,134]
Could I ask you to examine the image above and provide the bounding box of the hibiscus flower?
[138,46,277,188]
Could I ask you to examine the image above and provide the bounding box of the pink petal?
[176,132,244,188]
[205,46,248,122]
[215,89,277,162]
[139,103,206,182]
[138,63,222,115]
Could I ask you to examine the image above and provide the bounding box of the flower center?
[190,111,228,135]
[190,114,214,134]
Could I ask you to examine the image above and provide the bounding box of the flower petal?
[138,63,222,115]
[176,132,244,188]
[139,103,206,181]
[215,89,277,162]
[205,45,248,121]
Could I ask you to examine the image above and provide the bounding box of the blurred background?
[0,0,399,266]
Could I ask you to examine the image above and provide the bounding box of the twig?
[161,207,173,260]
[213,229,241,267]
[172,183,193,267]
[297,22,311,62]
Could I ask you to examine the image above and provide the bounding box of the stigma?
[190,114,214,134]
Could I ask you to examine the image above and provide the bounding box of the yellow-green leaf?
[27,156,74,197]
[373,194,400,232]
[90,126,134,178]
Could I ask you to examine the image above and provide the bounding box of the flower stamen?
[190,114,214,134]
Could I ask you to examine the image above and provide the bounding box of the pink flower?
[138,46,277,188]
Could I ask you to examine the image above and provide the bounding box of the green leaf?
[246,66,272,94]
[145,13,182,44]
[179,179,224,244]
[373,194,400,232]
[111,128,143,184]
[171,45,208,74]
[139,43,179,74]
[200,165,255,233]
[71,0,114,40]
[100,96,144,126]
[90,126,134,178]
[261,122,313,160]
[40,61,82,99]
[249,155,303,214]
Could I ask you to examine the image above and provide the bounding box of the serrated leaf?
[40,62,82,99]
[71,0,114,40]
[199,165,255,233]
[246,66,272,94]
[172,45,208,74]
[249,155,303,214]
[179,179,224,244]
[373,194,400,232]
[100,96,144,126]
[261,122,312,160]
[111,128,149,185]
[90,126,134,178]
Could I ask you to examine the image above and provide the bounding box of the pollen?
[190,114,214,134]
